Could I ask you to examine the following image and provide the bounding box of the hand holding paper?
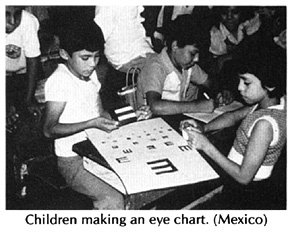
[180,119,204,141]
[184,127,210,151]
[136,105,152,121]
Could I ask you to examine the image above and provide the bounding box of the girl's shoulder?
[243,107,286,135]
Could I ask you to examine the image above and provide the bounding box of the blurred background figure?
[6,6,42,116]
[94,6,154,73]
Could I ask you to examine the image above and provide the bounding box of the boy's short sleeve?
[140,62,165,95]
[45,75,70,102]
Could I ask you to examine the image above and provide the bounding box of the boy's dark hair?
[58,21,104,56]
[212,6,255,26]
[164,14,210,51]
[236,46,286,98]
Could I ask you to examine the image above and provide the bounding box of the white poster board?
[84,118,219,194]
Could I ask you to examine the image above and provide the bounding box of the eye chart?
[84,118,219,194]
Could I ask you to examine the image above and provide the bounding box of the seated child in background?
[182,49,286,209]
[6,6,42,123]
[137,15,233,116]
[209,6,258,74]
[43,21,124,209]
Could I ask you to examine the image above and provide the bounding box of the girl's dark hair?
[58,21,104,56]
[236,46,286,98]
[164,14,210,51]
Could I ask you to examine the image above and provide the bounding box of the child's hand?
[94,117,119,133]
[136,105,152,121]
[215,90,234,107]
[197,99,215,113]
[185,129,210,151]
[180,119,204,134]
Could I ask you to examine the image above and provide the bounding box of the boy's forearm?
[204,112,235,132]
[150,100,186,115]
[205,106,251,132]
[44,118,96,139]
[150,99,213,115]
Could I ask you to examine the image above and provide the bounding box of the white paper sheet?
[83,157,126,194]
[84,118,219,194]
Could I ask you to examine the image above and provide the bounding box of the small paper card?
[111,105,137,126]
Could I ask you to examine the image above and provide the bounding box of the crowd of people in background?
[6,5,286,114]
